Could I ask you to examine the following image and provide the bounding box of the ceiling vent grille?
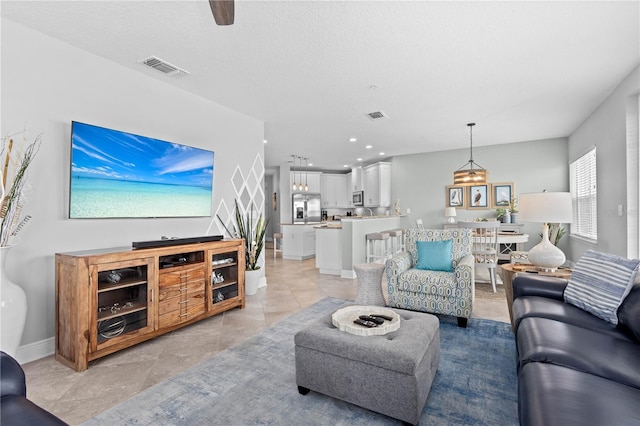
[365,111,388,121]
[138,56,190,77]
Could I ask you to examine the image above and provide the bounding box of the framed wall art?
[445,185,466,209]
[468,184,490,209]
[491,182,514,209]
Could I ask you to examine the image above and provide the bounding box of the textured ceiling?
[2,1,639,171]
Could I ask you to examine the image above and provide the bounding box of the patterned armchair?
[385,228,474,327]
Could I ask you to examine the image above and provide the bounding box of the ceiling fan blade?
[209,0,234,26]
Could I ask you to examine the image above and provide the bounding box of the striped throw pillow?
[564,250,640,324]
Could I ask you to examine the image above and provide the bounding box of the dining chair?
[458,221,501,293]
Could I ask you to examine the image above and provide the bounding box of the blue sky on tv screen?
[71,122,214,188]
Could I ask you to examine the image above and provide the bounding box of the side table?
[499,263,572,330]
[354,263,386,306]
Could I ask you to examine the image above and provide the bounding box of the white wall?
[1,19,264,359]
[568,66,640,259]
[390,137,570,254]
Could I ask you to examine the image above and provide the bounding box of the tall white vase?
[0,246,27,358]
[245,269,261,296]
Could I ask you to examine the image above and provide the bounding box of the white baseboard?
[16,337,55,364]
[341,269,356,279]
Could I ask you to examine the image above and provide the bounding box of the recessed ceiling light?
[365,145,372,149]
[308,163,313,167]
[343,164,349,168]
[357,158,363,161]
[379,152,385,156]
[263,139,267,144]
[349,137,357,142]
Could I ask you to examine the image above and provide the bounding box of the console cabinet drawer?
[159,265,205,287]
[158,301,206,329]
[158,280,205,316]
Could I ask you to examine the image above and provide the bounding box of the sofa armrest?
[1,351,26,398]
[385,251,412,290]
[513,274,568,301]
[455,254,475,293]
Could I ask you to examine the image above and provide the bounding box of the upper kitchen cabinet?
[363,162,391,207]
[351,167,363,192]
[290,171,322,194]
[320,174,349,208]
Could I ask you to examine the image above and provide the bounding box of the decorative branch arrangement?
[0,131,42,247]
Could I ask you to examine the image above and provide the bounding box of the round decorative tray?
[332,305,401,336]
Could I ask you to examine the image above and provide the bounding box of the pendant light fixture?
[453,123,488,185]
[291,155,298,191]
[304,157,309,192]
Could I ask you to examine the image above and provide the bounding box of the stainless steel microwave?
[352,191,364,206]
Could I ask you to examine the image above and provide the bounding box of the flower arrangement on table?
[0,131,41,247]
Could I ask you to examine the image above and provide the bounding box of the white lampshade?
[518,192,572,271]
[444,207,457,223]
[518,192,572,223]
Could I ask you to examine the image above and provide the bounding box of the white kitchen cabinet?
[351,167,363,192]
[290,171,321,193]
[363,162,391,207]
[321,174,349,208]
[315,228,342,275]
[282,224,316,260]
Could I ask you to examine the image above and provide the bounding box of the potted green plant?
[495,208,507,223]
[232,199,268,295]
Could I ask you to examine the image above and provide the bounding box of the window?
[570,148,597,242]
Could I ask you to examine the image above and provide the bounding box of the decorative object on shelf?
[213,271,225,284]
[394,199,401,215]
[0,246,27,357]
[453,123,488,186]
[509,195,519,223]
[107,270,122,284]
[214,291,225,303]
[518,191,572,272]
[444,207,457,224]
[98,316,127,339]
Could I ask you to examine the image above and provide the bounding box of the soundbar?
[132,235,224,249]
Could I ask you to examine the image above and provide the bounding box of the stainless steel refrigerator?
[292,193,321,223]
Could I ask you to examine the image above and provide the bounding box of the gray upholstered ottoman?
[294,305,440,425]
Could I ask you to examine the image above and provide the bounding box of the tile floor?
[22,249,510,425]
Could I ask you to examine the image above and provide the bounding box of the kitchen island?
[281,223,318,260]
[315,215,409,278]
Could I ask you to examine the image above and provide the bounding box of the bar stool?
[384,229,404,255]
[366,232,390,264]
[273,232,283,258]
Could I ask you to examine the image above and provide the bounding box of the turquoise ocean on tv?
[70,177,212,218]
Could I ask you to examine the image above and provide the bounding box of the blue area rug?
[83,298,518,425]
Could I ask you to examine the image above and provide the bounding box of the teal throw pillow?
[416,239,453,272]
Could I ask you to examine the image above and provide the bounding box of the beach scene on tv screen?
[70,122,214,218]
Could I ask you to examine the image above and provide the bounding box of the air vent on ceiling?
[365,111,388,121]
[138,56,190,77]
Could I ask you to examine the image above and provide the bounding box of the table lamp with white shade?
[518,192,572,272]
[445,207,457,224]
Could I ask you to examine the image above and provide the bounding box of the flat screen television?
[69,121,214,218]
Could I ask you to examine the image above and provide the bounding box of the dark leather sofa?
[512,274,640,426]
[1,351,68,426]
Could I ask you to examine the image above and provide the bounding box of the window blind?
[570,148,597,241]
